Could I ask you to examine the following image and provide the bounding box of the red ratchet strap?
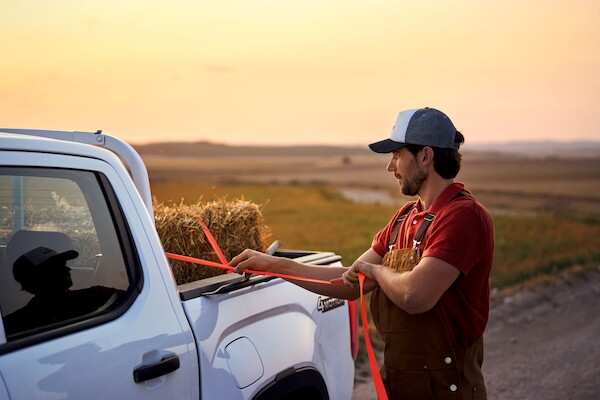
[359,274,389,400]
[166,221,340,285]
[166,251,343,285]
[165,221,388,400]
[199,221,228,265]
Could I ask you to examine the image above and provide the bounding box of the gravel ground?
[351,265,600,399]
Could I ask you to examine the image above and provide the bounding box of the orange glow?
[1,1,599,145]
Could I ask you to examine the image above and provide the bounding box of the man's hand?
[331,260,381,288]
[229,249,279,274]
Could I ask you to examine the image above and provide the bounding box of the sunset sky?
[2,1,599,146]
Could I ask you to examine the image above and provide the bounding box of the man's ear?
[422,147,434,165]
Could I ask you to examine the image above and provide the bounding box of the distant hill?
[134,140,600,158]
[463,140,600,157]
[135,141,371,157]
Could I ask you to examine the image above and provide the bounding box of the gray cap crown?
[369,107,459,153]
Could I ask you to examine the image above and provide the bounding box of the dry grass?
[146,153,600,216]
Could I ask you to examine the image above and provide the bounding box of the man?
[230,107,494,399]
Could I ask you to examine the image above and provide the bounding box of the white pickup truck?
[0,129,356,400]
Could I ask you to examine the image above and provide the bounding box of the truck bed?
[180,250,354,400]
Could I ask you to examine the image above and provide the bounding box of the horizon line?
[131,137,600,147]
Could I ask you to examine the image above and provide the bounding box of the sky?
[1,0,599,146]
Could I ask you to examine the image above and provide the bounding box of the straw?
[154,197,271,285]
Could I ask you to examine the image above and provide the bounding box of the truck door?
[0,372,8,400]
[0,154,197,399]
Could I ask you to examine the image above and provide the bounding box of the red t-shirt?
[371,183,494,347]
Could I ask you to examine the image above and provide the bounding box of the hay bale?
[154,198,271,285]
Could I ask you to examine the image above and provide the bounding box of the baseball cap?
[13,246,78,285]
[369,107,460,153]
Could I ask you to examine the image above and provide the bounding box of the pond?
[337,187,401,206]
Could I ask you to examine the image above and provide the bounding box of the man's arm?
[341,256,460,314]
[229,247,383,300]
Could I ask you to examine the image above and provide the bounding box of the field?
[145,150,600,290]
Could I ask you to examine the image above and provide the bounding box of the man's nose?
[386,159,395,172]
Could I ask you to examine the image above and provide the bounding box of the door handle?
[133,354,180,383]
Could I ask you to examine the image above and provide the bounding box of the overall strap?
[388,202,416,252]
[413,212,435,248]
[388,190,472,252]
[413,189,472,249]
[412,190,471,249]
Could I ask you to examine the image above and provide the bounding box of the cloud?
[205,64,235,74]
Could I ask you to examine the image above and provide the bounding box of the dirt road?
[352,265,600,399]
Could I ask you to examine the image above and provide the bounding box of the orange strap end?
[359,273,389,400]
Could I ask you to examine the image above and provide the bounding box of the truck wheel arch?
[252,367,329,400]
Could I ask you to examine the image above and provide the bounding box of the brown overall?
[371,203,487,399]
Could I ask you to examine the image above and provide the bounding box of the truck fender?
[252,367,329,400]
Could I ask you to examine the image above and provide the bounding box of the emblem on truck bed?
[317,296,345,313]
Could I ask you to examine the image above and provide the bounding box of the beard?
[399,166,427,196]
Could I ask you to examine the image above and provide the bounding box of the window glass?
[0,168,130,340]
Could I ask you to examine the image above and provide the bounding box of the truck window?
[0,168,134,342]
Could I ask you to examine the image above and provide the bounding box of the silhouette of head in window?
[4,246,118,338]
[13,246,79,295]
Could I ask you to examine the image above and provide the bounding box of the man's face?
[35,260,73,294]
[387,148,427,196]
